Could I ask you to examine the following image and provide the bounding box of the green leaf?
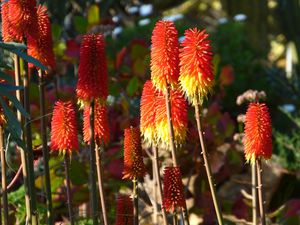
[88,4,100,25]
[51,23,62,41]
[0,89,29,118]
[126,76,139,96]
[0,70,13,83]
[0,83,23,91]
[74,16,88,34]
[0,42,27,50]
[69,160,88,185]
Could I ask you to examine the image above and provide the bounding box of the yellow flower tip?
[141,127,157,147]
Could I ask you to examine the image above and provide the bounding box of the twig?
[95,144,108,225]
[64,153,74,225]
[133,177,139,225]
[152,156,158,225]
[252,163,258,225]
[38,69,53,225]
[256,159,266,225]
[223,214,252,225]
[194,101,223,225]
[7,165,22,191]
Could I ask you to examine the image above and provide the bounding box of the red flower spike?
[151,20,180,91]
[140,80,156,146]
[1,1,22,42]
[8,0,38,40]
[76,34,108,103]
[163,166,185,213]
[155,88,188,147]
[50,100,78,153]
[115,194,133,225]
[27,5,55,70]
[179,28,214,105]
[83,100,110,145]
[244,103,272,163]
[122,127,146,180]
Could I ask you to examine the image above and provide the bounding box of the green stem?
[0,126,8,224]
[95,144,108,225]
[14,54,31,223]
[23,53,38,225]
[89,101,98,225]
[256,159,266,225]
[195,102,223,225]
[64,153,74,225]
[252,163,258,225]
[133,177,138,225]
[38,70,53,225]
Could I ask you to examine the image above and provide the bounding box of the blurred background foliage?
[1,0,300,224]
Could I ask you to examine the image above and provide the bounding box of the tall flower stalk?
[50,100,79,225]
[179,28,223,225]
[0,124,8,224]
[244,102,272,225]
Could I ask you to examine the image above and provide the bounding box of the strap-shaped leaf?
[0,42,27,50]
[0,89,29,118]
[0,70,13,83]
[0,83,23,91]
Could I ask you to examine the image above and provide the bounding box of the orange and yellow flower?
[50,100,78,153]
[76,34,108,104]
[83,100,110,145]
[151,20,180,91]
[122,127,146,180]
[244,102,272,163]
[28,5,55,70]
[179,28,214,105]
[163,166,185,213]
[140,80,156,146]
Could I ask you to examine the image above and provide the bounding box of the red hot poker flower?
[244,102,272,163]
[76,34,108,103]
[115,194,133,225]
[50,100,78,153]
[151,20,180,91]
[8,0,38,40]
[163,166,185,213]
[179,28,214,105]
[28,5,55,70]
[83,100,110,145]
[140,80,156,146]
[155,88,188,147]
[122,127,146,180]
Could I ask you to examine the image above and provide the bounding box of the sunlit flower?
[155,88,187,147]
[8,0,38,40]
[76,34,108,103]
[115,194,133,225]
[140,80,156,146]
[163,166,185,212]
[0,106,6,126]
[179,28,214,105]
[244,102,272,163]
[50,100,78,153]
[122,127,146,180]
[83,100,110,145]
[27,5,55,70]
[151,20,180,91]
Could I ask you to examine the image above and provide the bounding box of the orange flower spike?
[151,20,180,91]
[115,195,133,225]
[8,0,38,40]
[83,100,110,145]
[1,1,21,42]
[122,127,146,180]
[140,80,157,146]
[28,5,55,70]
[163,166,185,213]
[244,103,272,163]
[77,34,108,103]
[50,100,78,153]
[179,28,214,105]
[155,89,188,147]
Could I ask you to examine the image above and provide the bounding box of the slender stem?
[0,126,8,224]
[64,153,74,225]
[194,102,223,225]
[165,85,177,166]
[95,144,108,225]
[153,147,168,225]
[23,52,38,225]
[173,212,177,225]
[133,177,138,225]
[152,156,158,225]
[252,163,258,225]
[89,101,99,225]
[256,159,266,225]
[38,70,53,225]
[14,55,32,222]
